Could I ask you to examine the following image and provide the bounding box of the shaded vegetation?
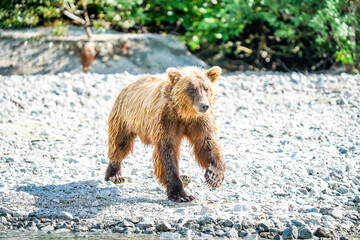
[0,0,359,72]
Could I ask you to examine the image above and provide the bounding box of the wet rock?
[156,221,172,232]
[198,216,214,225]
[338,148,347,154]
[136,221,154,230]
[144,226,155,234]
[290,220,306,228]
[315,227,331,238]
[298,227,313,239]
[282,226,298,239]
[256,223,269,232]
[224,219,234,227]
[233,223,241,231]
[215,229,226,237]
[242,219,254,229]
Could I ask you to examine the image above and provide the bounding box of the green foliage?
[52,19,68,36]
[0,0,60,28]
[0,0,359,71]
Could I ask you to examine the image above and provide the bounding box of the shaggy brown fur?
[105,66,226,202]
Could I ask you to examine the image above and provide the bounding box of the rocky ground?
[0,71,359,239]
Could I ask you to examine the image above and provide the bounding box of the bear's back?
[115,75,169,142]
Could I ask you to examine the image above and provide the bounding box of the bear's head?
[167,66,222,119]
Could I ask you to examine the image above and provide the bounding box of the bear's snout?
[199,102,209,112]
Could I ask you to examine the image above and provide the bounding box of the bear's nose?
[199,103,209,112]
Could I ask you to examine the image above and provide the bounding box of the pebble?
[282,226,298,239]
[298,227,313,239]
[314,227,331,238]
[156,221,172,232]
[256,223,269,232]
[226,228,238,238]
[136,221,154,230]
[224,219,234,227]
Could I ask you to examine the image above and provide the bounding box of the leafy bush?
[0,0,359,72]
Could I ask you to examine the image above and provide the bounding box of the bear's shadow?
[16,180,171,219]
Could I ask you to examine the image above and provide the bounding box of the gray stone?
[302,208,319,213]
[198,216,214,225]
[156,221,172,232]
[144,227,155,234]
[159,232,181,240]
[256,222,269,232]
[224,219,234,227]
[239,230,249,237]
[202,225,213,234]
[233,223,241,231]
[298,227,313,239]
[242,219,254,229]
[57,211,73,220]
[290,220,306,228]
[330,208,343,219]
[121,220,135,228]
[226,228,238,238]
[339,148,347,154]
[136,221,154,230]
[282,226,298,239]
[336,187,348,194]
[314,227,331,238]
[215,229,226,237]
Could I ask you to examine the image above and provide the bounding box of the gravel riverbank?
[0,71,359,239]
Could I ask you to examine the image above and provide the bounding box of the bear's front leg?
[190,134,226,188]
[153,139,195,202]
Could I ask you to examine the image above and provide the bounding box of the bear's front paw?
[168,191,195,203]
[205,164,224,188]
[108,175,126,184]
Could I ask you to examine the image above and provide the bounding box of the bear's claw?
[168,193,195,203]
[109,175,126,184]
[205,164,224,188]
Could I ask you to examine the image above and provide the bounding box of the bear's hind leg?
[106,124,135,183]
[153,138,195,202]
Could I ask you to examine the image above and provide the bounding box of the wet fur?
[106,66,225,202]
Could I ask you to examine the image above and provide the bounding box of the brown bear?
[105,66,226,202]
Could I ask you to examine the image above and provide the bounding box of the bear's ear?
[207,66,222,82]
[166,67,181,84]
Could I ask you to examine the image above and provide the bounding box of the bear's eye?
[204,87,209,92]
